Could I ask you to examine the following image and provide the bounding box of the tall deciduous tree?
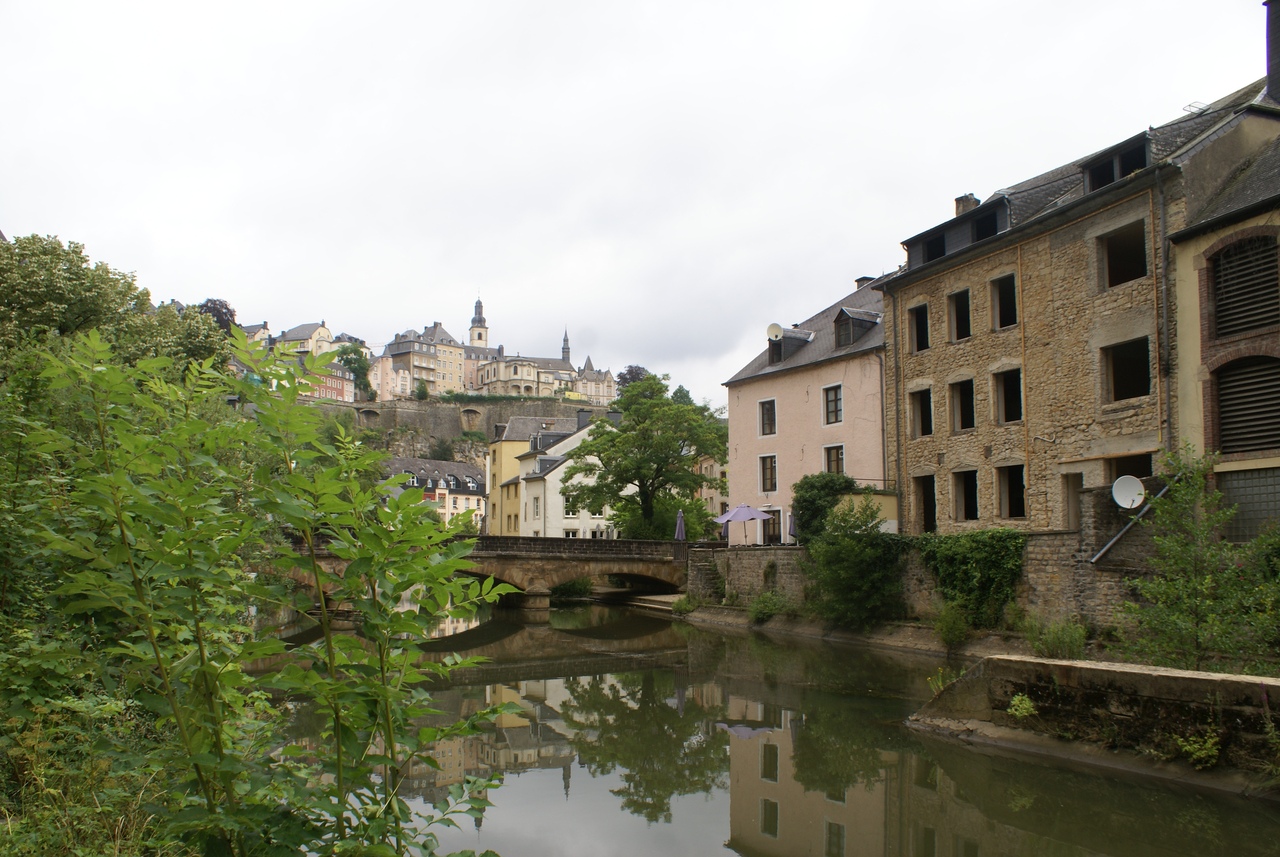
[335,342,374,399]
[561,374,726,534]
[615,364,650,392]
[196,297,237,333]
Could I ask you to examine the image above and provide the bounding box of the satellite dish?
[1112,475,1146,510]
[766,323,784,341]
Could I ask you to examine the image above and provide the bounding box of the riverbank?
[664,601,1280,801]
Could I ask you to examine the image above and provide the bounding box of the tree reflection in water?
[561,671,728,823]
[790,691,915,796]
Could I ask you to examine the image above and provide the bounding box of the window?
[1087,141,1147,192]
[995,368,1022,423]
[825,822,846,857]
[1063,473,1083,531]
[954,470,979,521]
[565,502,579,518]
[451,497,458,509]
[1103,338,1150,401]
[949,290,971,341]
[924,234,946,262]
[835,316,853,347]
[824,385,843,424]
[768,339,783,364]
[763,510,782,544]
[910,389,933,437]
[824,445,844,474]
[564,529,578,538]
[914,475,937,533]
[950,379,976,431]
[1101,221,1148,286]
[1212,236,1279,337]
[908,304,931,352]
[404,471,419,488]
[761,743,779,781]
[998,465,1026,518]
[914,826,937,857]
[532,497,540,519]
[1110,454,1153,480]
[1217,357,1280,453]
[760,455,778,492]
[973,210,998,242]
[759,399,777,435]
[954,836,980,857]
[761,799,779,837]
[992,275,1017,328]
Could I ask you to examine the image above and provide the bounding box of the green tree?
[804,491,908,630]
[615,364,650,392]
[335,342,374,400]
[414,379,429,400]
[561,374,726,533]
[670,384,694,405]
[1119,450,1279,671]
[791,472,860,545]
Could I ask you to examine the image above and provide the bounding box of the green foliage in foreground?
[0,332,511,856]
[790,472,860,546]
[804,491,908,631]
[1119,450,1280,673]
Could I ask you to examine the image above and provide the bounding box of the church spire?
[562,329,570,363]
[469,298,488,347]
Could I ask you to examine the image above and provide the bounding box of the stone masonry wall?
[688,546,807,605]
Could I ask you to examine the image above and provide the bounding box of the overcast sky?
[1,1,1270,406]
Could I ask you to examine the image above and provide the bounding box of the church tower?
[469,299,488,347]
[562,330,570,364]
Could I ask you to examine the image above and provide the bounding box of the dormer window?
[1085,138,1147,192]
[924,234,946,262]
[447,475,458,489]
[465,477,477,490]
[972,211,998,242]
[768,340,783,364]
[835,317,853,347]
[404,471,419,488]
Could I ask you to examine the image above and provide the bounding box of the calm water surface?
[295,605,1280,857]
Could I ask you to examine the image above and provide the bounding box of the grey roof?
[420,322,461,345]
[333,332,366,346]
[386,457,485,493]
[281,322,326,341]
[496,416,581,442]
[1177,132,1280,236]
[902,80,1273,252]
[240,322,268,336]
[724,278,886,387]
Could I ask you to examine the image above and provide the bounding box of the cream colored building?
[385,457,486,529]
[516,420,621,538]
[386,323,467,396]
[278,321,333,356]
[724,281,888,545]
[487,416,582,535]
[1170,134,1280,541]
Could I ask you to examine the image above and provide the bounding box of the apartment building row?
[725,17,1280,546]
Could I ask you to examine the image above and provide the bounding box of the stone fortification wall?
[912,656,1280,785]
[687,546,806,605]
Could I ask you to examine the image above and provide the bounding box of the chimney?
[855,276,875,289]
[1270,1,1280,101]
[955,193,980,216]
[577,408,593,430]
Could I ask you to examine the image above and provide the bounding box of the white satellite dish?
[1111,475,1146,510]
[766,323,784,341]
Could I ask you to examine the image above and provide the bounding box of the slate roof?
[1175,132,1280,237]
[725,276,886,386]
[240,322,268,336]
[281,322,326,341]
[496,417,581,442]
[902,80,1273,250]
[385,457,485,493]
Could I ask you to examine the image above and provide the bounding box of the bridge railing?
[474,535,688,562]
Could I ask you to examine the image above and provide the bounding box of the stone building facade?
[881,77,1280,539]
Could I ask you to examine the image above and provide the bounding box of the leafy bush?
[804,491,907,630]
[1007,693,1038,720]
[1024,616,1088,660]
[551,577,594,599]
[671,595,701,616]
[791,472,860,545]
[748,590,794,624]
[1120,450,1280,672]
[917,529,1026,628]
[934,602,970,651]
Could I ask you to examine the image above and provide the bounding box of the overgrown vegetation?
[933,602,970,652]
[1007,693,1038,720]
[803,491,907,631]
[1119,449,1280,673]
[0,322,510,855]
[748,590,796,624]
[918,529,1027,629]
[550,577,594,599]
[790,472,859,546]
[1023,615,1089,660]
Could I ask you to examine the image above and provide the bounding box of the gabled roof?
[281,322,327,341]
[496,417,581,442]
[1174,132,1280,239]
[899,79,1273,260]
[725,277,886,387]
[385,456,485,493]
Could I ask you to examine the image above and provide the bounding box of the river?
[287,604,1280,857]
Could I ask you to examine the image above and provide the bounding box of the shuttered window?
[1213,237,1280,337]
[1217,357,1280,453]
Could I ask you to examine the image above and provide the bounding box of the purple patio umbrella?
[674,509,686,541]
[714,503,773,544]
